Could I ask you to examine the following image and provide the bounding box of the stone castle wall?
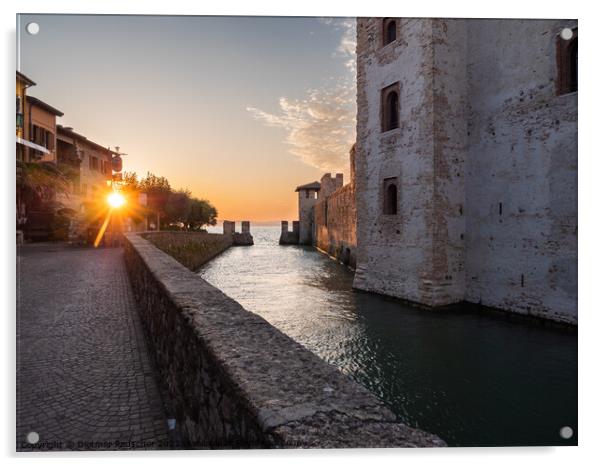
[123,233,445,448]
[353,18,577,324]
[314,183,357,267]
[279,220,300,245]
[462,19,577,323]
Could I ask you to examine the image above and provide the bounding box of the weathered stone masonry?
[142,222,253,272]
[124,233,445,448]
[353,18,577,325]
[286,146,358,267]
[314,169,357,267]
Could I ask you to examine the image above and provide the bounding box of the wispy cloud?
[247,18,356,173]
[322,17,357,74]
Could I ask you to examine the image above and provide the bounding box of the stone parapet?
[279,220,300,245]
[143,231,232,272]
[124,233,446,448]
[223,220,254,246]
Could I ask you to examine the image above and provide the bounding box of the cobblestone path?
[17,244,169,451]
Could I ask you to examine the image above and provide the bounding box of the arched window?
[556,28,577,95]
[383,18,397,46]
[381,83,400,132]
[383,178,398,215]
[387,92,399,130]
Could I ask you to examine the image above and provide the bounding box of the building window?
[381,83,400,132]
[383,177,398,215]
[46,132,54,151]
[383,18,398,46]
[90,156,99,171]
[16,96,23,128]
[556,28,577,95]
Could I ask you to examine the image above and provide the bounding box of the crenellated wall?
[279,220,300,245]
[123,233,445,448]
[314,183,357,267]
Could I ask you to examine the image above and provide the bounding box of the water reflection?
[199,226,577,446]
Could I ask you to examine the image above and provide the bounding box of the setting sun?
[107,191,126,209]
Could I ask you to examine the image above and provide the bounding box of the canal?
[199,226,577,447]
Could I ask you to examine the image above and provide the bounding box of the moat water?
[200,226,577,447]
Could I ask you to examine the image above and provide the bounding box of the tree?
[19,160,71,205]
[138,172,171,230]
[121,171,139,193]
[187,198,218,230]
[164,189,192,228]
[115,170,217,231]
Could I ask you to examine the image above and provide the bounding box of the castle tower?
[295,181,321,244]
[353,18,468,306]
[353,18,577,324]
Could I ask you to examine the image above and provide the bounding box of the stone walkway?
[17,244,169,451]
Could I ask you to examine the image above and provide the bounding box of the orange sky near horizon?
[18,15,356,223]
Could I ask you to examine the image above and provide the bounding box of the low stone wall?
[124,233,445,448]
[143,231,232,271]
[314,183,357,268]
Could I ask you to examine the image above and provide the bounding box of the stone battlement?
[279,220,300,245]
[318,173,344,200]
[223,220,254,246]
[123,232,445,448]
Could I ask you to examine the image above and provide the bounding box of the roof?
[57,124,119,156]
[26,95,64,117]
[295,181,321,192]
[16,71,36,87]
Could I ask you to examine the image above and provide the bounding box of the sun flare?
[107,192,126,209]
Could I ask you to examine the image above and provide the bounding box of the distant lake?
[200,225,577,446]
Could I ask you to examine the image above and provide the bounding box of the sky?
[18,14,356,223]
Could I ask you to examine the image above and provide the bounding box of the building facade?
[56,125,118,237]
[26,96,64,164]
[16,72,36,236]
[16,71,128,243]
[353,18,577,324]
[16,72,35,158]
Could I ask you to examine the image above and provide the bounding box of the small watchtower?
[295,181,321,245]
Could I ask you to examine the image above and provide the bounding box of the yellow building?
[27,96,63,163]
[16,71,35,161]
[16,72,54,163]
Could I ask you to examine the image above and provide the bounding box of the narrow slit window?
[381,83,400,132]
[569,38,577,92]
[383,177,398,215]
[383,18,397,46]
[556,28,578,95]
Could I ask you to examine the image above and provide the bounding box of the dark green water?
[199,226,577,446]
